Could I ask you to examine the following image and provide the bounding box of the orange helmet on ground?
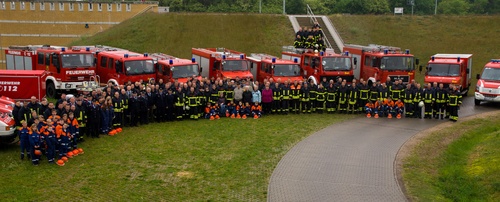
[34,150,42,156]
[67,152,74,158]
[78,148,84,154]
[57,160,65,166]
[61,156,68,162]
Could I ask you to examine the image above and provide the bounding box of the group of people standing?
[293,21,326,51]
[14,75,464,165]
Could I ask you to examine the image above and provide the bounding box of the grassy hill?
[71,13,294,59]
[331,15,500,85]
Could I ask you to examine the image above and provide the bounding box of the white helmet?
[418,101,424,108]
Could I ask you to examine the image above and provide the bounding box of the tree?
[439,0,470,14]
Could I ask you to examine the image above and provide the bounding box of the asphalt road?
[267,97,499,202]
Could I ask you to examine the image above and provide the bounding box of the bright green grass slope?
[0,114,352,201]
[331,15,500,85]
[72,13,294,59]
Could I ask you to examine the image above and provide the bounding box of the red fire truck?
[83,45,156,85]
[281,46,355,84]
[475,59,500,105]
[4,45,97,98]
[343,44,418,84]
[246,53,303,83]
[149,53,201,83]
[191,48,253,80]
[424,54,472,95]
[0,70,48,100]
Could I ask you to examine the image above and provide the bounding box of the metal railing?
[306,4,332,50]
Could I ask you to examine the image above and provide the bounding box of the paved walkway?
[268,97,498,202]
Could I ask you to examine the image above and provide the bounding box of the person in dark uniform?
[87,99,101,138]
[338,80,349,114]
[166,88,175,121]
[186,87,199,120]
[112,92,123,129]
[155,88,167,122]
[139,91,149,125]
[129,91,140,126]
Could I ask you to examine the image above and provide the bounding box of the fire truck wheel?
[46,82,57,98]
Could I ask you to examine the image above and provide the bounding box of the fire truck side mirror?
[415,58,420,65]
[419,65,422,73]
[52,53,61,73]
[199,67,203,76]
[476,74,480,79]
[466,68,470,74]
[115,61,123,73]
[354,57,357,65]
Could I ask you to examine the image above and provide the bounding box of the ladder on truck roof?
[214,47,244,58]
[149,53,177,62]
[345,44,402,52]
[8,45,66,51]
[71,45,128,52]
[249,53,276,61]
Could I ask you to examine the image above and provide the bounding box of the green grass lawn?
[0,114,353,201]
[331,15,500,85]
[402,113,500,201]
[71,13,294,59]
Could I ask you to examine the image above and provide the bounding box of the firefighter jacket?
[291,84,301,100]
[294,38,303,48]
[225,90,234,102]
[435,88,448,104]
[370,85,379,102]
[413,88,423,103]
[391,84,403,100]
[338,85,349,104]
[348,85,359,104]
[378,86,389,101]
[359,84,370,100]
[281,85,291,100]
[210,88,219,104]
[309,84,317,101]
[316,88,326,102]
[448,90,462,106]
[121,94,129,110]
[403,88,414,104]
[272,87,282,101]
[175,92,185,107]
[112,97,123,113]
[423,88,435,103]
[300,87,310,102]
[186,92,199,107]
[326,85,336,102]
[75,105,87,128]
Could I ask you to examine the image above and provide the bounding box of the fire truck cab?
[149,53,201,83]
[475,59,500,105]
[85,46,156,85]
[4,45,97,98]
[281,46,355,85]
[191,48,253,80]
[424,54,472,95]
[343,44,418,84]
[246,53,303,83]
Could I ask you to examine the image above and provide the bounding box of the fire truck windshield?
[427,64,460,76]
[322,57,351,71]
[172,64,199,78]
[273,64,301,76]
[61,54,94,68]
[125,60,155,75]
[481,67,500,81]
[223,60,249,71]
[380,56,414,71]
